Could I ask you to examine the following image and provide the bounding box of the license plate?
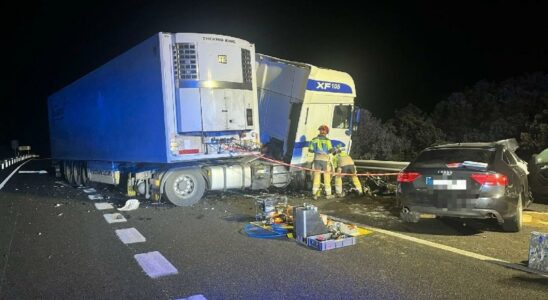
[431,179,467,190]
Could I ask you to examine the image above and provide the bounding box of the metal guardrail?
[354,160,410,172]
[1,154,39,170]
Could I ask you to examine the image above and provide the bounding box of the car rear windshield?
[411,148,495,168]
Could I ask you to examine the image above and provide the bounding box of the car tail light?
[397,172,421,183]
[470,173,508,186]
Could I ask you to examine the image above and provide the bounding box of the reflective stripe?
[314,154,330,162]
[338,156,354,167]
[308,136,333,155]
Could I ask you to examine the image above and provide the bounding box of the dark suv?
[397,139,530,232]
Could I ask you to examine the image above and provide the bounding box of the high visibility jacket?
[333,151,354,168]
[309,135,333,161]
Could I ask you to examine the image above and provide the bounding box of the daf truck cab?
[256,54,358,187]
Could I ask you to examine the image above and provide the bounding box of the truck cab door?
[330,104,353,149]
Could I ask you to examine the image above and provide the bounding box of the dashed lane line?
[328,215,548,278]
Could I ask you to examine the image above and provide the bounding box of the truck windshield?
[332,105,352,129]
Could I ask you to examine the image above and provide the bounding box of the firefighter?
[308,125,334,199]
[332,144,363,197]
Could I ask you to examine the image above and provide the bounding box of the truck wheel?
[80,161,89,185]
[502,193,523,232]
[63,161,75,185]
[164,169,206,206]
[73,161,83,186]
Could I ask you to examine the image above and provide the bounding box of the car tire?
[502,193,523,232]
[163,169,206,207]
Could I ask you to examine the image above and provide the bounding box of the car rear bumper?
[405,205,504,223]
[397,194,515,223]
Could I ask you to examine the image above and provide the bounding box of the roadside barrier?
[227,144,400,177]
[1,154,39,170]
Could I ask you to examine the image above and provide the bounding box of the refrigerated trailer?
[255,54,358,188]
[48,32,358,205]
[49,32,290,206]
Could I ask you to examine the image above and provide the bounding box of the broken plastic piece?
[118,199,140,211]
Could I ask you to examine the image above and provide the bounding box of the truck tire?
[63,161,75,185]
[164,169,206,206]
[73,161,83,186]
[80,161,89,185]
[502,193,523,232]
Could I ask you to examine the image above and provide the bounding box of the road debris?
[118,199,139,211]
[528,231,548,272]
[83,188,97,194]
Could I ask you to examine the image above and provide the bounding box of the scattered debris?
[118,199,140,211]
[528,231,548,272]
[83,188,97,194]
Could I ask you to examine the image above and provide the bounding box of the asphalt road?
[1,159,547,299]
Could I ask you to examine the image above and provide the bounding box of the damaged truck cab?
[256,54,358,188]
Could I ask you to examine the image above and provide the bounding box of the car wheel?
[163,169,206,207]
[502,193,522,232]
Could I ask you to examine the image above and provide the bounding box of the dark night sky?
[2,0,547,155]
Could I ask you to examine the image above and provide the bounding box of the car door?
[501,149,529,203]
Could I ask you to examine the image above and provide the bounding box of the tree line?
[351,72,548,162]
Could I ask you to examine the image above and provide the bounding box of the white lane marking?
[329,216,548,278]
[134,251,178,278]
[0,159,33,190]
[18,170,48,174]
[115,228,146,244]
[103,213,127,224]
[88,194,104,200]
[175,295,207,300]
[94,202,114,210]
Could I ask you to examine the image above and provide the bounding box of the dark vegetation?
[351,73,548,161]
